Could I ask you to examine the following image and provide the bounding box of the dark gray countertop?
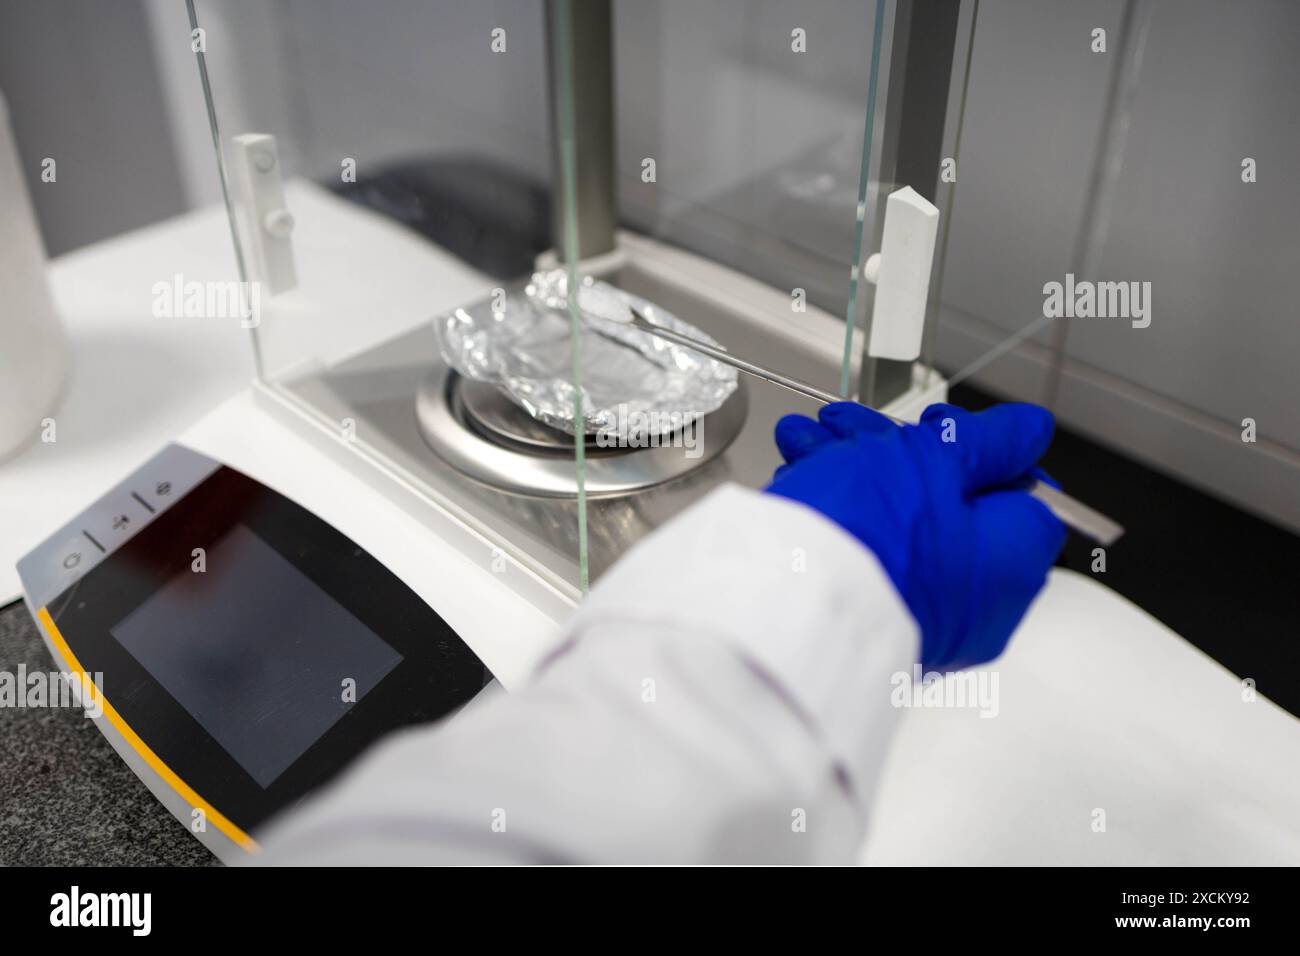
[0,598,214,866]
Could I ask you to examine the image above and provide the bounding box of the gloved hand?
[766,401,1066,669]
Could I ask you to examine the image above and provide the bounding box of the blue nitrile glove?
[766,401,1066,669]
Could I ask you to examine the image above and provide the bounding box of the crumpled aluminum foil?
[434,269,738,438]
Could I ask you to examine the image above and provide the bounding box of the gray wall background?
[933,0,1300,532]
[2,0,1295,530]
[0,0,189,254]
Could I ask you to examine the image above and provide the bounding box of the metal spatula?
[625,306,1123,545]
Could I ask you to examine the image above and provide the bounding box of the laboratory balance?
[14,0,964,860]
[13,1,1130,863]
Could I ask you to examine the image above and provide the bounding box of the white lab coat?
[256,484,917,864]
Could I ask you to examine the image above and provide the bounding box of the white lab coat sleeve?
[254,483,918,865]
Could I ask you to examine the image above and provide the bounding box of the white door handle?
[231,133,297,295]
[865,185,939,362]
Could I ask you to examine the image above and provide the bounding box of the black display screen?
[111,523,403,788]
[43,460,490,833]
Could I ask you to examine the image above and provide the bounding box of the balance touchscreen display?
[111,523,402,788]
